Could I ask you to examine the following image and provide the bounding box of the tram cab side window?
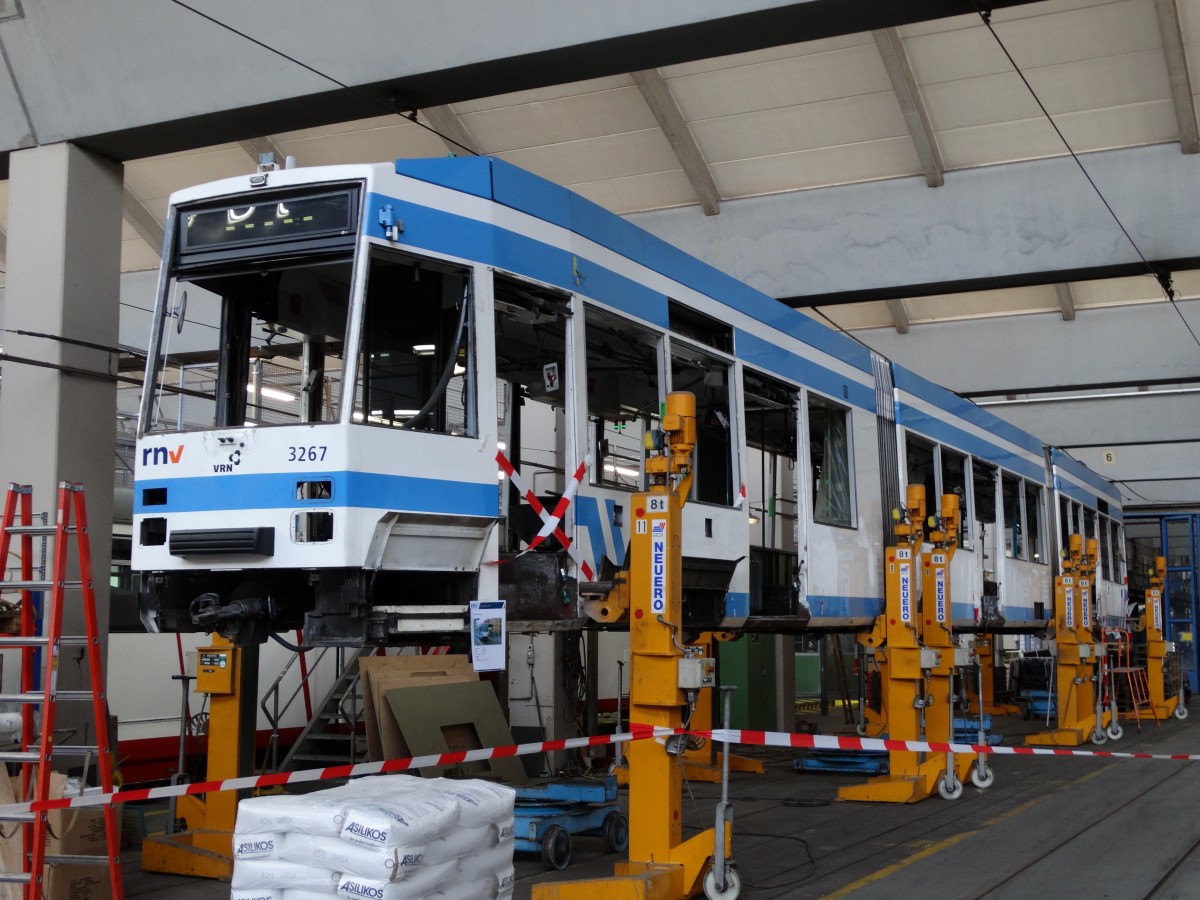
[809,397,853,527]
[354,252,474,435]
[584,307,660,490]
[671,345,734,506]
[972,460,998,550]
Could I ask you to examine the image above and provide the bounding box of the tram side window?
[1099,515,1113,581]
[906,436,936,538]
[585,307,660,490]
[1109,519,1122,580]
[1084,508,1098,566]
[671,344,734,505]
[942,449,970,548]
[743,371,798,551]
[809,397,853,527]
[972,460,997,549]
[1002,473,1022,559]
[1024,482,1045,563]
[354,253,474,435]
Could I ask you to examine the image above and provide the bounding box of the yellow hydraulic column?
[840,486,933,803]
[535,392,723,900]
[918,494,979,798]
[1139,557,1184,721]
[1027,535,1108,746]
[142,636,258,878]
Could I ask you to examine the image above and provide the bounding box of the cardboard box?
[358,655,477,761]
[3,773,118,900]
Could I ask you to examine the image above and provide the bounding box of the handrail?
[261,644,338,773]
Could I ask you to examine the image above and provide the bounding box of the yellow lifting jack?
[1027,535,1114,747]
[141,636,258,879]
[1137,557,1187,722]
[536,391,736,900]
[840,487,984,802]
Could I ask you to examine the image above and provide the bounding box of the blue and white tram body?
[132,156,1122,646]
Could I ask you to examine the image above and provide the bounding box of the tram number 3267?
[288,446,328,462]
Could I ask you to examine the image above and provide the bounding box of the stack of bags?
[229,774,516,900]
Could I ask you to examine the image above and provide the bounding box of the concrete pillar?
[0,143,121,746]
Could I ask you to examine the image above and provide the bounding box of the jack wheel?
[856,722,868,737]
[541,824,572,871]
[937,776,963,801]
[1106,722,1124,741]
[971,762,995,790]
[1175,704,1189,721]
[1090,728,1108,746]
[602,811,628,854]
[703,866,742,900]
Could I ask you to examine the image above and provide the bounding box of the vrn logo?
[142,446,184,466]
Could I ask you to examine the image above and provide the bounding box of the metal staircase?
[262,646,368,773]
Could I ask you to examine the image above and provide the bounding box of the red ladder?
[0,483,123,899]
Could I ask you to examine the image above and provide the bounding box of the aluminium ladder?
[0,483,123,899]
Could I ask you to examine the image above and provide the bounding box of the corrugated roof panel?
[691,91,909,163]
[711,137,920,197]
[496,129,681,185]
[459,85,658,153]
[661,33,873,78]
[568,169,700,216]
[667,43,892,121]
[451,75,635,113]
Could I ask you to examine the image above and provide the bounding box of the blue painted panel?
[573,495,610,571]
[394,157,494,200]
[735,329,876,413]
[134,470,499,517]
[805,595,884,618]
[725,592,750,618]
[894,366,1044,457]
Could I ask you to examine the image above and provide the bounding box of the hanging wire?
[971,2,1200,352]
[165,0,479,156]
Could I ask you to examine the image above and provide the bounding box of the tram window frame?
[583,306,662,492]
[808,394,854,529]
[941,448,970,548]
[1002,472,1023,559]
[742,369,799,551]
[1099,514,1113,581]
[670,340,736,507]
[905,435,937,539]
[351,250,476,436]
[1024,481,1046,564]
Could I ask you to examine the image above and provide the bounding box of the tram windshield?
[141,258,354,433]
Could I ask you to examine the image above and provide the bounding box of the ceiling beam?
[239,136,289,168]
[1153,0,1199,154]
[872,28,944,187]
[421,105,480,156]
[1056,282,1076,321]
[885,299,911,334]
[121,186,165,252]
[631,68,721,216]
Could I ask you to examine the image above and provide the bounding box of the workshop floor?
[121,708,1200,898]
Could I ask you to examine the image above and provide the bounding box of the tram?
[132,155,1126,647]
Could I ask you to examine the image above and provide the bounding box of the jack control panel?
[678,656,717,690]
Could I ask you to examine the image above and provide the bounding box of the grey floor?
[122,709,1200,898]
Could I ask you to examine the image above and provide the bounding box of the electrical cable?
[970,1,1200,353]
[165,0,479,156]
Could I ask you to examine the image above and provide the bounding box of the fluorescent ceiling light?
[247,384,295,403]
[412,344,435,356]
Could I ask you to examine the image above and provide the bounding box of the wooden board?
[383,680,528,784]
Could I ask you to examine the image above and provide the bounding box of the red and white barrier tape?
[495,450,595,580]
[3,723,1194,817]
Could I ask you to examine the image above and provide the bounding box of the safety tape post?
[3,723,1195,817]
